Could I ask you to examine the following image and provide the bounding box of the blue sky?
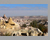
[0,4,48,8]
[0,4,48,16]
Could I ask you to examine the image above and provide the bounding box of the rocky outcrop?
[3,14,7,19]
[11,27,43,36]
[0,17,20,30]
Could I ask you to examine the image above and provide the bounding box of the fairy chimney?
[3,14,7,19]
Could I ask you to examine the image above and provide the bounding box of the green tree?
[30,20,38,28]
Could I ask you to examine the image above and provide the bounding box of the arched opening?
[13,34,15,36]
[42,33,44,36]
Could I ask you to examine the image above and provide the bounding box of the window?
[11,24,15,26]
[21,33,27,36]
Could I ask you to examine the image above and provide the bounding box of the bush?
[30,20,38,28]
[30,20,48,33]
[38,24,48,33]
[21,24,27,27]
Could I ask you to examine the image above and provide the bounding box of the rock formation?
[0,17,20,30]
[3,14,7,19]
[12,27,43,36]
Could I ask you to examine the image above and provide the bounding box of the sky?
[0,4,48,16]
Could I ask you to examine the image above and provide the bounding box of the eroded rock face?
[11,29,29,36]
[11,27,44,36]
[0,17,20,30]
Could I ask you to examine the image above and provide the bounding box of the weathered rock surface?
[12,27,44,36]
[0,17,20,30]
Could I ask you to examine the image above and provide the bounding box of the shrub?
[30,20,38,28]
[30,20,48,33]
[38,24,48,33]
[21,24,27,27]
